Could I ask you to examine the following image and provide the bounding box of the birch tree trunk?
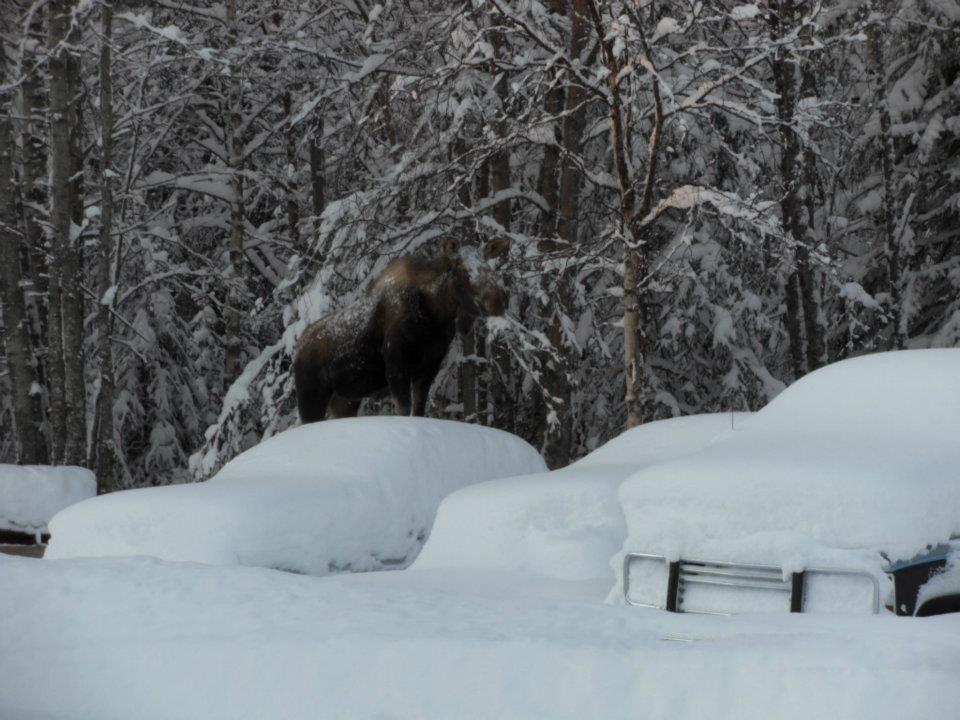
[1,45,47,464]
[590,0,663,428]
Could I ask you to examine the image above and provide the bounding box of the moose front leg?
[411,355,445,417]
[384,345,413,416]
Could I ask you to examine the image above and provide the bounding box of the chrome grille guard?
[623,552,881,614]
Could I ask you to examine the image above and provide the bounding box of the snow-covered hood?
[618,349,960,573]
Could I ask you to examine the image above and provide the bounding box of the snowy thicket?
[2,1,960,486]
[45,417,545,574]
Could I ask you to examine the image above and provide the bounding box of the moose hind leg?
[384,353,413,416]
[412,356,446,417]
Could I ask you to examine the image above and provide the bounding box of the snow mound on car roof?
[45,418,545,575]
[415,414,747,581]
[616,349,960,587]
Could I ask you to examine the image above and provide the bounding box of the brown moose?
[293,244,506,422]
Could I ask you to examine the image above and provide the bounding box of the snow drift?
[3,554,959,720]
[616,349,960,602]
[45,418,545,574]
[0,465,96,537]
[415,414,747,581]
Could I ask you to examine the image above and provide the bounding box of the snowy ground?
[2,553,959,720]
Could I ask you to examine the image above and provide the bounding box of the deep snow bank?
[415,414,747,581]
[0,465,96,536]
[2,554,959,720]
[616,349,960,601]
[45,418,544,574]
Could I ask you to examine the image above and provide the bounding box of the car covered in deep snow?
[619,349,960,616]
[44,417,545,575]
[414,412,748,585]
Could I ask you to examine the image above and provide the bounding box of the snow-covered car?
[45,417,545,575]
[619,349,960,616]
[414,412,748,586]
[0,465,95,547]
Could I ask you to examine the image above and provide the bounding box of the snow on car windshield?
[615,349,960,594]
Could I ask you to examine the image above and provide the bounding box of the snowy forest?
[1,0,958,492]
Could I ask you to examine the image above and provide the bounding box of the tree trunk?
[309,112,325,219]
[223,0,246,390]
[536,0,566,238]
[282,91,301,252]
[488,14,512,236]
[93,1,120,492]
[64,5,87,465]
[0,48,47,464]
[48,0,85,464]
[537,0,594,466]
[19,9,50,391]
[556,0,591,245]
[798,32,825,371]
[866,1,904,349]
[770,0,809,380]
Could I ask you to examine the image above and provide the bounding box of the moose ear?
[482,236,511,261]
[440,237,460,257]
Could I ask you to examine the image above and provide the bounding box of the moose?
[293,242,506,422]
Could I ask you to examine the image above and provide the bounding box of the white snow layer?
[45,418,545,574]
[0,465,96,535]
[2,554,960,720]
[415,414,748,581]
[616,349,960,602]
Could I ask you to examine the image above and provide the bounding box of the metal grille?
[676,560,799,613]
[623,553,881,614]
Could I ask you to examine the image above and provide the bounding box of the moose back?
[293,251,505,422]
